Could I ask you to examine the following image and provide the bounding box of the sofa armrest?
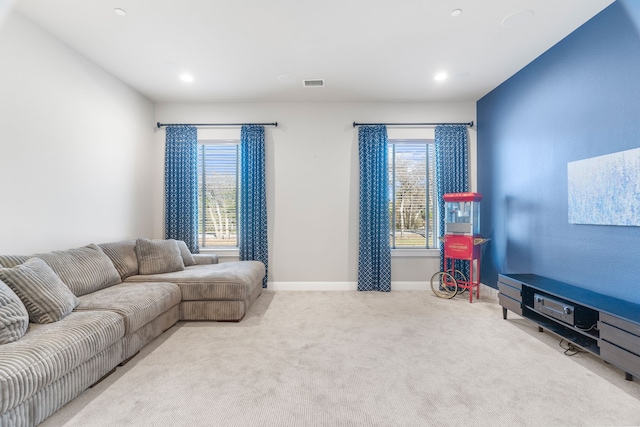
[193,254,219,265]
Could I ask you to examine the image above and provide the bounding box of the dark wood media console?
[498,273,640,381]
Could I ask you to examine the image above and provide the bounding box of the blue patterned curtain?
[239,125,268,288]
[165,126,199,253]
[358,125,391,292]
[435,125,469,273]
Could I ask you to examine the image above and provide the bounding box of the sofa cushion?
[125,261,265,301]
[0,245,122,297]
[193,254,219,265]
[75,282,181,334]
[135,238,185,275]
[0,258,79,324]
[0,255,30,268]
[0,279,29,344]
[0,310,124,414]
[99,240,139,280]
[175,240,196,266]
[36,244,122,297]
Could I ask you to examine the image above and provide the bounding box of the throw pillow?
[135,238,185,275]
[0,279,29,343]
[174,240,196,266]
[35,244,122,297]
[0,257,79,324]
[0,255,30,268]
[99,240,139,279]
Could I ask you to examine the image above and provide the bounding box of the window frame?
[388,138,439,255]
[197,139,240,250]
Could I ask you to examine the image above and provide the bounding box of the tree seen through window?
[197,143,239,247]
[389,141,437,248]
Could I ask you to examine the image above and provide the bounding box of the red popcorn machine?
[431,192,489,302]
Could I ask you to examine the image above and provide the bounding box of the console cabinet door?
[599,313,640,379]
[498,275,522,316]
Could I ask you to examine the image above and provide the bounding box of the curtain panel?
[239,125,269,288]
[165,125,199,253]
[435,125,469,273]
[358,125,391,292]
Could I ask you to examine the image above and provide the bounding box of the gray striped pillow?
[99,240,139,279]
[0,258,79,324]
[0,245,122,297]
[35,244,122,296]
[0,255,30,268]
[174,240,196,266]
[135,238,185,275]
[0,279,29,343]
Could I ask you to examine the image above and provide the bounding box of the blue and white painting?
[568,148,640,226]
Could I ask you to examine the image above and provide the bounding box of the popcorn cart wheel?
[430,269,467,299]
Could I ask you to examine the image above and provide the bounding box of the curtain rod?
[352,121,473,128]
[157,122,278,128]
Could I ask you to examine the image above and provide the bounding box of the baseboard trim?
[269,282,428,291]
[268,281,498,297]
[480,283,499,302]
[269,282,357,291]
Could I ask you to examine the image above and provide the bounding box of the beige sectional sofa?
[0,238,265,427]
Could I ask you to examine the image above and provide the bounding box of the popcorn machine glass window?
[444,192,482,236]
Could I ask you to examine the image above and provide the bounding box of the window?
[388,140,438,249]
[197,141,239,248]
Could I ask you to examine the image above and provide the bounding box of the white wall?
[0,11,158,254]
[155,102,477,289]
[0,9,478,288]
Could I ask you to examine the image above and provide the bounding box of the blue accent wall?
[477,1,640,302]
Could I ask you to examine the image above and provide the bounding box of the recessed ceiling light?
[180,73,194,83]
[114,8,127,16]
[502,9,534,27]
[434,72,448,82]
[451,9,462,17]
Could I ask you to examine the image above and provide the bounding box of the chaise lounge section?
[99,239,264,322]
[126,261,265,321]
[0,238,265,427]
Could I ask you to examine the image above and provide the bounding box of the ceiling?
[11,0,614,103]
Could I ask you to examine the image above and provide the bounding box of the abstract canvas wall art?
[568,148,640,226]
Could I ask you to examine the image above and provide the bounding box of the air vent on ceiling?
[303,79,325,88]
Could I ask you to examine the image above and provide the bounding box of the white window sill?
[199,247,239,260]
[200,248,440,258]
[199,247,238,252]
[391,248,440,258]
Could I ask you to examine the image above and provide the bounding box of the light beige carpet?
[41,291,640,426]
